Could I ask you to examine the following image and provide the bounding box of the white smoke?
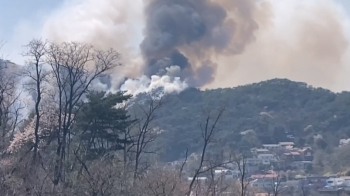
[40,0,187,96]
[120,75,187,96]
[120,66,188,96]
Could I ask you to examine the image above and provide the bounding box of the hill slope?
[137,79,350,161]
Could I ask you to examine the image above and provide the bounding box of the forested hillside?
[140,79,350,161]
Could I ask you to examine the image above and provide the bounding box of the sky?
[1,0,350,92]
[1,0,349,63]
[0,0,62,61]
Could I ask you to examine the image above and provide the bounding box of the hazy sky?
[0,0,349,63]
[0,1,60,38]
[1,0,350,92]
[0,0,62,61]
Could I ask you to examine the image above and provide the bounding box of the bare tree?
[263,174,287,196]
[0,58,24,152]
[187,107,226,196]
[45,41,121,185]
[22,39,49,161]
[232,153,250,196]
[299,179,310,196]
[205,166,231,196]
[138,167,187,196]
[128,94,165,180]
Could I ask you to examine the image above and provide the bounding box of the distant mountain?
[134,79,350,161]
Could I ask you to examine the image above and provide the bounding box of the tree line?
[0,39,254,196]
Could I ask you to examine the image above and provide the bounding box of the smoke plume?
[37,0,350,93]
[140,0,260,86]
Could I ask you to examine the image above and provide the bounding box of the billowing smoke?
[27,0,350,93]
[42,0,146,93]
[140,0,259,86]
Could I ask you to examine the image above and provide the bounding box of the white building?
[262,144,280,151]
[326,178,346,187]
[214,169,240,180]
[257,154,278,165]
[278,142,295,149]
[326,177,350,187]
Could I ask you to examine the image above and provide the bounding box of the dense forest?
[139,79,350,161]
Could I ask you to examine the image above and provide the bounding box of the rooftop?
[262,144,279,147]
[251,173,278,179]
[290,152,300,155]
[279,142,295,146]
[258,153,275,156]
[255,149,269,152]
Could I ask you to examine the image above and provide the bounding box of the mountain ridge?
[137,78,350,161]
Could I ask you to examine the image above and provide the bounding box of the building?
[278,142,295,149]
[246,158,262,165]
[290,161,312,170]
[326,177,350,187]
[250,173,286,191]
[262,144,280,151]
[214,168,240,180]
[245,158,261,174]
[298,147,313,161]
[257,154,278,165]
[251,148,270,156]
[281,152,302,162]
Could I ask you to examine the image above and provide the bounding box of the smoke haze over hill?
[3,0,350,93]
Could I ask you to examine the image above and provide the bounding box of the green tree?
[74,91,135,160]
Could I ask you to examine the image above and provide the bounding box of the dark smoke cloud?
[140,0,259,87]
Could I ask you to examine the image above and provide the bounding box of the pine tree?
[74,91,135,160]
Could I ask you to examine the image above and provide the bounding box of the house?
[326,177,350,187]
[299,176,329,190]
[262,144,280,151]
[290,161,312,170]
[225,159,261,174]
[251,148,270,156]
[298,147,313,161]
[214,168,240,180]
[245,158,261,174]
[257,154,278,165]
[187,176,208,182]
[278,142,295,149]
[326,178,346,187]
[281,151,302,162]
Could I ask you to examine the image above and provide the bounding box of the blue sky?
[0,0,62,38]
[0,0,65,62]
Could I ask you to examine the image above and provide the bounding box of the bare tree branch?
[187,107,225,196]
[44,41,121,185]
[22,39,49,162]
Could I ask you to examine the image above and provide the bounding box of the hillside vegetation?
[143,79,350,161]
